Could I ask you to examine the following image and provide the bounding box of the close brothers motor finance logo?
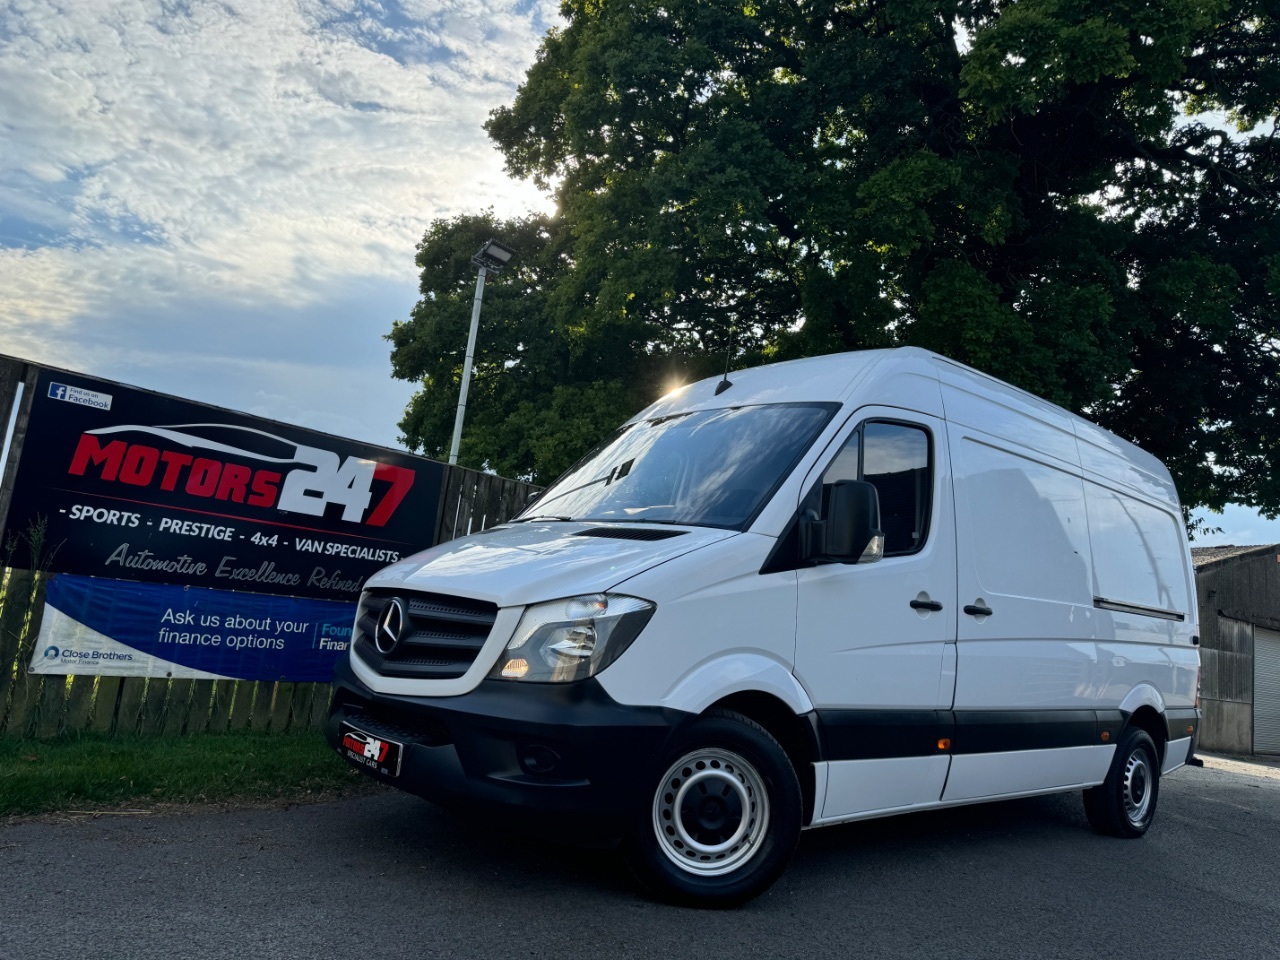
[343,730,390,764]
[65,424,415,528]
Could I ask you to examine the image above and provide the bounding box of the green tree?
[394,0,1280,514]
[390,212,707,482]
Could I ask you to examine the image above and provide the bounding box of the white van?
[326,348,1200,907]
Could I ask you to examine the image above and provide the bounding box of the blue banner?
[33,574,355,682]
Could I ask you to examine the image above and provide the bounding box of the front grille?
[355,589,499,680]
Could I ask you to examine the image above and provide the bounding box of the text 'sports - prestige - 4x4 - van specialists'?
[325,347,1200,908]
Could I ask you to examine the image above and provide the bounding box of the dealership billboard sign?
[5,368,445,602]
[32,574,354,682]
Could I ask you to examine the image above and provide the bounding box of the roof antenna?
[714,325,734,396]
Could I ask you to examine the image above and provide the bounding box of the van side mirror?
[803,480,884,564]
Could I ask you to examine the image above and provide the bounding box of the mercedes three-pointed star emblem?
[374,597,409,656]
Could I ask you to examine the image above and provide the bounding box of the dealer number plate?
[339,721,403,778]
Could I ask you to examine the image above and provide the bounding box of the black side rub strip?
[819,710,951,761]
[815,709,1127,762]
[1093,596,1185,622]
[952,710,1123,755]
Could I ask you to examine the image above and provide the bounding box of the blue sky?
[1,0,1276,547]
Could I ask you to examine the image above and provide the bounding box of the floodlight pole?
[448,239,515,466]
[448,265,488,466]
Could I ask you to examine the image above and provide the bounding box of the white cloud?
[0,0,561,462]
[0,0,553,351]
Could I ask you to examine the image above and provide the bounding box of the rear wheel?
[1083,727,1160,838]
[625,710,802,908]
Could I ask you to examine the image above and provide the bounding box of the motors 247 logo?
[342,730,391,767]
[66,423,415,527]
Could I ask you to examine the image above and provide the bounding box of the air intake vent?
[355,590,498,680]
[574,527,685,541]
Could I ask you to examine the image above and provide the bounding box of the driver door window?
[819,421,932,556]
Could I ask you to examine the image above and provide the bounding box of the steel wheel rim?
[652,748,769,877]
[1123,749,1152,825]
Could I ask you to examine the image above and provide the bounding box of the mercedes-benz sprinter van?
[326,348,1200,907]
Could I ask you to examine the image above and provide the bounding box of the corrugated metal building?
[1192,544,1280,755]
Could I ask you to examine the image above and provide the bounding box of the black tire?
[1083,727,1161,838]
[624,709,802,908]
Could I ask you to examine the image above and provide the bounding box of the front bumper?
[326,656,686,840]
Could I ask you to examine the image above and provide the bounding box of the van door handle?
[963,603,993,617]
[910,599,944,612]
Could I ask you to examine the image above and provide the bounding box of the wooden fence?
[434,463,540,544]
[0,382,538,740]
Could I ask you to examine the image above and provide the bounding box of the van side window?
[956,437,1092,604]
[821,421,931,555]
[1084,482,1190,616]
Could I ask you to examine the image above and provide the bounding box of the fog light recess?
[519,744,561,775]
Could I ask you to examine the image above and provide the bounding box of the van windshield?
[517,403,837,530]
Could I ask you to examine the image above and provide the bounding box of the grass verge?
[0,731,377,817]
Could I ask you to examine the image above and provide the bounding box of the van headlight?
[489,594,655,683]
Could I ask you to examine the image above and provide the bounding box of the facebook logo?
[47,382,112,410]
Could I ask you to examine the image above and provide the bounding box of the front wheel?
[1083,727,1161,838]
[625,710,802,908]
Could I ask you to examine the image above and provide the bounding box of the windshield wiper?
[513,514,575,523]
[530,458,636,512]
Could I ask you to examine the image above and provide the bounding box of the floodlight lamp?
[472,239,517,272]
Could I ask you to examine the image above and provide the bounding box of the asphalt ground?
[1,755,1277,960]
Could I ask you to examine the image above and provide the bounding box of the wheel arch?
[705,691,821,827]
[1125,705,1168,764]
[660,653,813,716]
[1119,683,1169,763]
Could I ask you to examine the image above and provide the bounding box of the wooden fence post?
[288,683,315,731]
[34,676,66,739]
[89,677,124,734]
[162,679,194,736]
[2,572,48,739]
[139,678,167,734]
[63,675,96,734]
[186,679,217,735]
[227,680,257,731]
[0,568,36,736]
[307,683,332,729]
[207,679,235,734]
[114,678,147,737]
[269,682,295,731]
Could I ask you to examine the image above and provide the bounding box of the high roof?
[630,348,905,423]
[628,347,1176,503]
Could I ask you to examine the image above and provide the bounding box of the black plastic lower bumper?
[325,657,686,840]
[1164,706,1200,743]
